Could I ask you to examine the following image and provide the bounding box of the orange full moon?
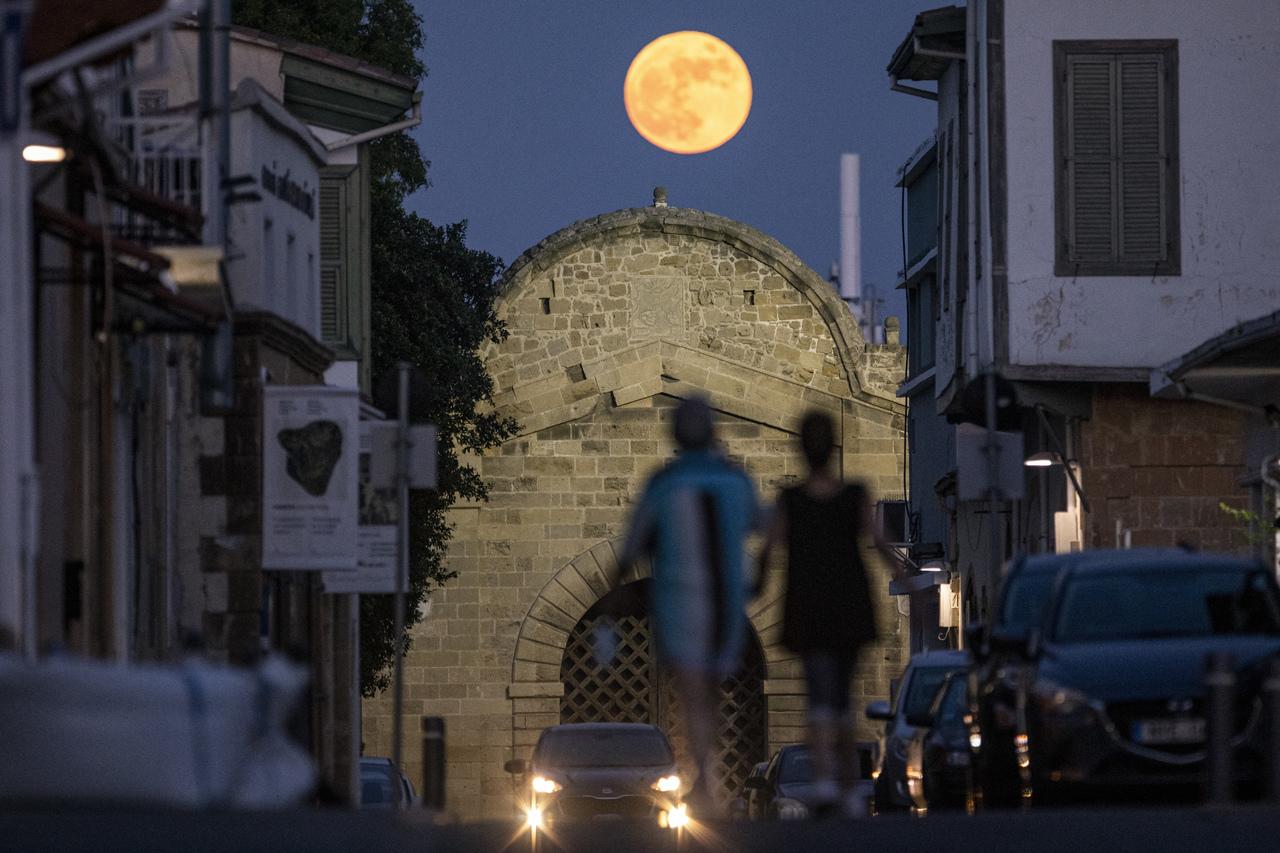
[623,31,752,155]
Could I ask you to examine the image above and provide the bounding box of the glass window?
[536,728,673,768]
[1054,569,1280,643]
[902,666,960,717]
[999,569,1058,633]
[778,748,812,784]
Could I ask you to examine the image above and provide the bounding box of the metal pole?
[422,716,446,811]
[391,362,410,810]
[1204,652,1235,807]
[1038,417,1049,554]
[984,372,1002,590]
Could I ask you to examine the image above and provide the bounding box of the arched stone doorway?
[558,579,767,799]
[369,197,906,820]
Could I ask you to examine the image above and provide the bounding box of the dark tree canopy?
[232,0,516,694]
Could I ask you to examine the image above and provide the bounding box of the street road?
[7,805,1280,853]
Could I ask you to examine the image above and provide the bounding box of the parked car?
[865,649,968,812]
[904,672,973,813]
[743,743,874,820]
[503,723,684,829]
[359,756,416,810]
[732,761,768,820]
[978,550,1280,806]
[964,551,1067,807]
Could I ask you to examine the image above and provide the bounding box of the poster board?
[262,386,359,570]
[323,422,399,594]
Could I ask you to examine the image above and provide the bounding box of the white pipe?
[964,0,980,380]
[978,0,995,368]
[324,101,422,151]
[839,153,861,308]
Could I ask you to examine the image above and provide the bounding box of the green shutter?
[1117,54,1165,261]
[319,179,345,343]
[1059,43,1175,274]
[1066,55,1116,262]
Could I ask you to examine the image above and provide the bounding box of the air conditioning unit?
[875,500,909,546]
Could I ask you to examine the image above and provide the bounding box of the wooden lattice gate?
[559,581,767,800]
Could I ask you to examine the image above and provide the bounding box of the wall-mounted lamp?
[1024,451,1060,468]
[22,144,67,163]
[920,560,946,572]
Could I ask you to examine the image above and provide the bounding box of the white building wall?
[225,105,322,339]
[1004,0,1280,368]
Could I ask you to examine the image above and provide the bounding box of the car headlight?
[531,776,562,794]
[651,774,681,793]
[775,798,809,820]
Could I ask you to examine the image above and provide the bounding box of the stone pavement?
[7,805,1280,853]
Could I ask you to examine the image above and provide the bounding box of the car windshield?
[360,766,395,806]
[536,728,673,768]
[778,749,812,784]
[933,677,967,729]
[902,666,960,717]
[1053,568,1280,643]
[999,569,1058,633]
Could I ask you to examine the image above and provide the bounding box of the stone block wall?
[1079,384,1250,552]
[362,204,906,820]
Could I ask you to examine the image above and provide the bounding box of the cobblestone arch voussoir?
[509,538,797,696]
[496,205,874,401]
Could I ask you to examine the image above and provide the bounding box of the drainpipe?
[323,98,422,152]
[964,0,980,382]
[977,0,996,369]
[890,77,938,101]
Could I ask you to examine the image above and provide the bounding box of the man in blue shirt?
[614,395,760,811]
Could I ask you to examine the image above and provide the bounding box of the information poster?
[324,422,399,594]
[262,386,359,570]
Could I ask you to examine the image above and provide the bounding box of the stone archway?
[510,541,784,801]
[372,198,906,821]
[558,580,768,800]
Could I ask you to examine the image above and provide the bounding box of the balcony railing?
[107,112,204,246]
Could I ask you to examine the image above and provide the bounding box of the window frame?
[1053,39,1180,277]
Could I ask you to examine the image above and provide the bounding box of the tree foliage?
[232,0,516,694]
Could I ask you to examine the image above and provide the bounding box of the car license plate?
[1131,717,1205,745]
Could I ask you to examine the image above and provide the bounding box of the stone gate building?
[364,194,907,820]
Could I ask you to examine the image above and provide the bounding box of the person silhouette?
[756,409,902,816]
[612,395,761,814]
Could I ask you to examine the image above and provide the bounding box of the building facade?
[889,0,1280,645]
[362,196,907,820]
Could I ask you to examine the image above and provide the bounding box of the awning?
[1150,309,1280,412]
[35,201,221,332]
[886,5,966,82]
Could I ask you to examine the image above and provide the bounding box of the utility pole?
[391,362,410,809]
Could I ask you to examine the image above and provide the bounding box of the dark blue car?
[976,549,1280,806]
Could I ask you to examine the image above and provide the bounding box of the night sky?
[404,1,936,332]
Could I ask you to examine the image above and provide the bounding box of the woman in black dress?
[756,409,901,814]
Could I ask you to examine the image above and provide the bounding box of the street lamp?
[1024,451,1059,468]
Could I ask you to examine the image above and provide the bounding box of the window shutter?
[319,179,344,343]
[1066,55,1116,262]
[1117,54,1165,261]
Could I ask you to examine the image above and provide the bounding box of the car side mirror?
[865,700,893,721]
[504,758,529,775]
[905,711,934,728]
[744,775,768,790]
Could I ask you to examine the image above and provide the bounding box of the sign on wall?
[262,386,359,570]
[323,421,399,594]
